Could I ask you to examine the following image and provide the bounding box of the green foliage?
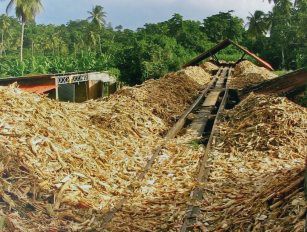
[273,70,289,76]
[203,11,245,42]
[246,11,270,39]
[87,5,106,28]
[188,140,201,150]
[0,4,305,85]
[297,87,307,107]
[243,0,307,71]
[0,52,119,77]
[215,46,243,61]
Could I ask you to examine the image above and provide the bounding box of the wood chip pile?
[0,67,211,231]
[228,60,277,89]
[198,93,306,231]
[200,62,219,73]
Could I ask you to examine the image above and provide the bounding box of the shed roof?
[0,72,116,94]
[20,84,56,94]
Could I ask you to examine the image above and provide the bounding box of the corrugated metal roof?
[20,84,56,94]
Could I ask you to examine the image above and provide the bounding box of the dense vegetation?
[0,0,306,85]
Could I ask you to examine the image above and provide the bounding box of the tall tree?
[2,0,43,61]
[0,14,10,55]
[87,5,106,28]
[291,0,307,66]
[203,11,244,42]
[168,13,183,38]
[270,0,292,69]
[246,11,269,39]
[87,5,106,54]
[267,0,299,5]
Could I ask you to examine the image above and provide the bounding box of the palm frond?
[87,5,106,27]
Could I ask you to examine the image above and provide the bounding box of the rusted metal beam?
[0,71,103,95]
[182,39,231,68]
[0,75,55,87]
[231,42,274,71]
[182,38,274,71]
[239,68,307,97]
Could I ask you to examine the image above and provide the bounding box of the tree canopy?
[203,11,245,42]
[2,0,43,61]
[0,3,305,84]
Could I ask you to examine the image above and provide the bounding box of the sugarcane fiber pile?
[177,66,212,86]
[228,60,277,89]
[0,85,172,231]
[115,66,211,125]
[197,93,306,231]
[221,167,306,232]
[0,64,211,231]
[200,61,219,73]
[218,93,306,158]
[105,135,205,231]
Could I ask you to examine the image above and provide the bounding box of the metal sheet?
[240,68,307,96]
[19,84,56,94]
[231,42,274,71]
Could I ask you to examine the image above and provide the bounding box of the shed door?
[58,84,75,102]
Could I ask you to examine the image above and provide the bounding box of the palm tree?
[87,5,106,54]
[87,5,106,28]
[1,0,43,61]
[246,11,270,39]
[267,0,298,6]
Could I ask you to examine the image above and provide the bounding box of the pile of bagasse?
[202,93,306,232]
[0,60,305,232]
[228,60,277,89]
[0,66,210,231]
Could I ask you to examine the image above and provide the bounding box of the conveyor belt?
[100,66,233,229]
[202,91,222,107]
[181,67,232,232]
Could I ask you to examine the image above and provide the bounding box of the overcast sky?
[0,0,273,29]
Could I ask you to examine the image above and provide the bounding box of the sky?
[0,0,273,29]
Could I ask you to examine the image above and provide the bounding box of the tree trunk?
[281,46,285,70]
[31,41,34,57]
[73,43,77,57]
[0,30,4,56]
[98,34,102,54]
[20,21,25,62]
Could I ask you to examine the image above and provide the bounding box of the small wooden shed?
[0,71,118,103]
